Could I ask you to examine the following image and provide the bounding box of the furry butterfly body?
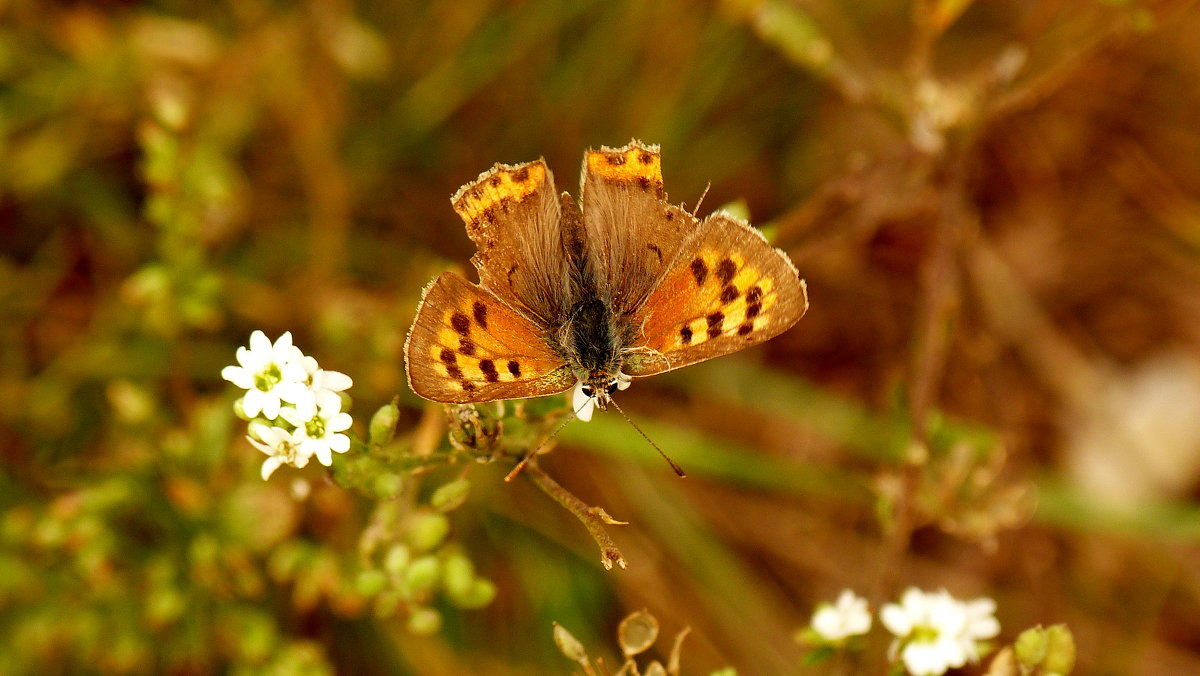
[405,141,808,415]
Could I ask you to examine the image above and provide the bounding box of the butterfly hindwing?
[581,140,698,316]
[405,272,574,403]
[623,212,809,377]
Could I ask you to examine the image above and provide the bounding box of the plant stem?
[523,458,627,570]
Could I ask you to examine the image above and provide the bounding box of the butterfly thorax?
[561,293,629,397]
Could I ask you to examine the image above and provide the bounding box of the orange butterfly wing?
[623,212,809,377]
[405,272,573,403]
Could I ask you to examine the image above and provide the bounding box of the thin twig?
[523,458,628,570]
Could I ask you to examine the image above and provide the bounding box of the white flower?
[247,423,310,480]
[811,589,872,642]
[881,588,999,676]
[281,402,352,467]
[221,331,312,420]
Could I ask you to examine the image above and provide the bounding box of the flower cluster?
[805,587,1000,676]
[222,331,354,480]
[882,588,1000,676]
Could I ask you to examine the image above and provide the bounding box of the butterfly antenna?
[504,403,581,482]
[691,182,712,217]
[608,398,686,477]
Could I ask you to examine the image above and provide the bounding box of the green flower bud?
[408,512,450,552]
[1013,626,1047,669]
[431,478,471,512]
[369,400,400,446]
[372,473,404,499]
[404,555,440,595]
[407,606,442,635]
[1043,624,1076,674]
[453,579,496,609]
[383,544,410,578]
[356,569,388,597]
[442,552,475,599]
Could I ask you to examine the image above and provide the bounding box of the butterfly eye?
[605,381,620,395]
[581,385,594,397]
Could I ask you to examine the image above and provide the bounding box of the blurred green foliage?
[3,0,1200,673]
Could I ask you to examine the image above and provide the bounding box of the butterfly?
[405,140,808,424]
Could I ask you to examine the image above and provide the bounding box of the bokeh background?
[4,0,1200,673]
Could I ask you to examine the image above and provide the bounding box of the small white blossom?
[282,402,353,467]
[881,588,1000,676]
[247,423,310,480]
[221,331,312,419]
[811,589,872,642]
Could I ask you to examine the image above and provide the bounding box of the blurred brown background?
[3,0,1200,673]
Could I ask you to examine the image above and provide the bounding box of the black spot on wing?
[716,258,737,286]
[690,258,708,286]
[507,360,521,377]
[479,359,499,383]
[680,325,693,345]
[746,285,764,319]
[450,312,470,336]
[706,312,724,339]
[720,285,739,304]
[472,301,488,329]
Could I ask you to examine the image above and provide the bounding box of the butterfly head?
[571,371,631,421]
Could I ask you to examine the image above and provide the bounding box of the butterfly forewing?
[453,159,568,324]
[405,272,574,403]
[623,212,809,377]
[581,141,697,316]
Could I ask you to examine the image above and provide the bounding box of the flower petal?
[315,369,353,392]
[329,433,350,453]
[811,606,841,639]
[281,361,309,383]
[242,389,265,418]
[316,389,343,412]
[260,392,282,420]
[880,603,914,637]
[277,381,315,406]
[272,331,294,362]
[221,365,254,389]
[278,406,310,427]
[249,330,271,355]
[902,641,949,676]
[261,455,285,480]
[326,412,353,433]
[311,442,332,467]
